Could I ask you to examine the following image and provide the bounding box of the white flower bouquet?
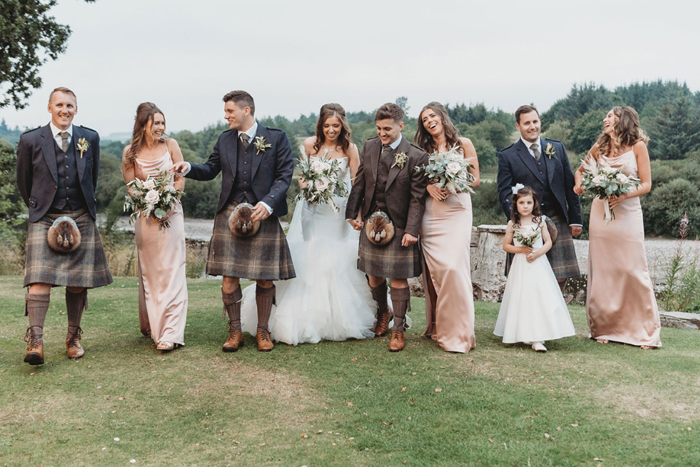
[415,144,475,194]
[514,224,541,248]
[124,170,184,229]
[580,158,640,223]
[296,149,348,212]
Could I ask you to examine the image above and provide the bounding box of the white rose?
[144,189,160,205]
[164,185,176,193]
[446,161,461,176]
[315,178,330,192]
[592,175,604,187]
[143,179,156,190]
[616,173,628,184]
[321,162,332,172]
[311,160,325,173]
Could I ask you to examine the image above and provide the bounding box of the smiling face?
[516,194,534,217]
[515,110,541,144]
[603,110,618,136]
[145,112,165,141]
[420,107,444,138]
[323,115,342,144]
[224,101,252,131]
[376,118,404,145]
[48,91,77,130]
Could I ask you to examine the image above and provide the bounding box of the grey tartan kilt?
[24,209,113,288]
[545,213,580,280]
[357,226,422,279]
[206,203,296,280]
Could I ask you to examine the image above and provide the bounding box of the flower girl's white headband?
[511,183,525,194]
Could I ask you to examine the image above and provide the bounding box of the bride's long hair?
[313,103,352,155]
[126,102,167,165]
[414,102,461,154]
[593,106,649,159]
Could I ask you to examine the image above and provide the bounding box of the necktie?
[530,143,541,161]
[241,133,250,150]
[382,144,391,154]
[60,131,69,153]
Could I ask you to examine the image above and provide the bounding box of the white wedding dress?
[240,157,377,344]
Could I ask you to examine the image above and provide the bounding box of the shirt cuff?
[182,162,192,176]
[260,201,273,215]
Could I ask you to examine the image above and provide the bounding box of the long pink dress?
[134,152,188,346]
[421,192,476,353]
[586,150,661,347]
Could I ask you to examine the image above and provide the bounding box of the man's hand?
[348,218,364,231]
[171,161,190,175]
[569,225,582,237]
[251,202,271,222]
[401,233,418,247]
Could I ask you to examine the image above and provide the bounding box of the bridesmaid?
[574,106,661,349]
[122,103,188,351]
[414,102,480,353]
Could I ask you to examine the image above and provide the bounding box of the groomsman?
[172,90,295,352]
[346,103,429,352]
[496,105,582,290]
[16,87,113,365]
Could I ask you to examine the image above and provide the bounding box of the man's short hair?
[375,103,404,124]
[223,90,255,116]
[515,105,539,124]
[49,87,77,104]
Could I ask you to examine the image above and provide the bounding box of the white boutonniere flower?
[254,136,272,155]
[392,152,408,169]
[77,138,89,158]
[545,143,557,160]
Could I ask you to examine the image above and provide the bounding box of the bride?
[240,103,377,344]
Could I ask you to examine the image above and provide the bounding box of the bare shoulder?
[302,137,316,154]
[166,137,181,150]
[122,145,132,158]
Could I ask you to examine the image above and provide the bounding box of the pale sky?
[2,0,699,138]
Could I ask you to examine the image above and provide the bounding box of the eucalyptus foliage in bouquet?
[513,224,541,248]
[124,170,184,229]
[415,144,475,194]
[580,158,640,224]
[296,149,348,212]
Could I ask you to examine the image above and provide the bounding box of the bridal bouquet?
[514,224,541,248]
[579,158,640,224]
[296,149,348,212]
[124,170,184,229]
[415,144,475,194]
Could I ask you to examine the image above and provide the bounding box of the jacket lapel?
[515,139,544,183]
[223,130,239,177]
[542,138,556,185]
[73,126,86,182]
[369,138,381,184]
[386,137,409,190]
[40,125,58,183]
[251,124,267,180]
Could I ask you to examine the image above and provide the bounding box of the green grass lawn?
[1,276,698,466]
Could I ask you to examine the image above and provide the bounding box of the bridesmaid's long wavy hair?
[593,106,649,159]
[414,102,461,153]
[126,102,167,165]
[511,185,542,227]
[313,103,352,155]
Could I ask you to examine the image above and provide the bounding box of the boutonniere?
[392,152,408,169]
[77,138,89,158]
[253,136,272,155]
[545,143,557,160]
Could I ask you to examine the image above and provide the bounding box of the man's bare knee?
[222,276,240,293]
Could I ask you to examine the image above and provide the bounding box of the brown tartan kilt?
[357,226,422,279]
[206,203,296,280]
[545,213,581,280]
[24,209,113,288]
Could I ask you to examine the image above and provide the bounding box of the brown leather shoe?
[66,328,84,360]
[24,331,44,365]
[256,329,274,352]
[389,330,405,352]
[222,326,244,352]
[374,312,393,337]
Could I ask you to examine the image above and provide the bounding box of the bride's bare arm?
[298,137,316,189]
[459,137,480,188]
[348,143,360,181]
[167,138,186,192]
[122,146,136,196]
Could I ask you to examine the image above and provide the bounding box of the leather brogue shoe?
[389,330,405,352]
[256,329,274,352]
[374,312,393,337]
[222,329,244,352]
[24,334,44,365]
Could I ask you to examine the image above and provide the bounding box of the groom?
[346,103,428,352]
[172,90,295,352]
[497,105,582,290]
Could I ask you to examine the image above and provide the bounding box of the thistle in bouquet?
[296,149,348,213]
[124,169,184,229]
[579,158,640,223]
[415,144,475,195]
[513,224,541,248]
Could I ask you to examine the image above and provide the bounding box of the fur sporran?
[364,211,395,246]
[544,216,558,244]
[47,217,81,253]
[228,203,260,237]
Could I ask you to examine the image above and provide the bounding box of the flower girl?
[494,185,575,352]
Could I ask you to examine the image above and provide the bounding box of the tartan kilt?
[545,213,580,280]
[357,226,422,279]
[24,209,113,288]
[206,203,296,280]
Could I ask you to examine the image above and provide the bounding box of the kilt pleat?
[545,214,580,280]
[206,203,296,280]
[357,227,422,279]
[24,209,113,288]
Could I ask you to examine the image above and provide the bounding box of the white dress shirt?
[50,122,73,149]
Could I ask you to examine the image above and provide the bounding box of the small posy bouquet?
[124,170,184,229]
[514,224,541,248]
[579,158,641,224]
[415,144,475,195]
[296,149,348,212]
